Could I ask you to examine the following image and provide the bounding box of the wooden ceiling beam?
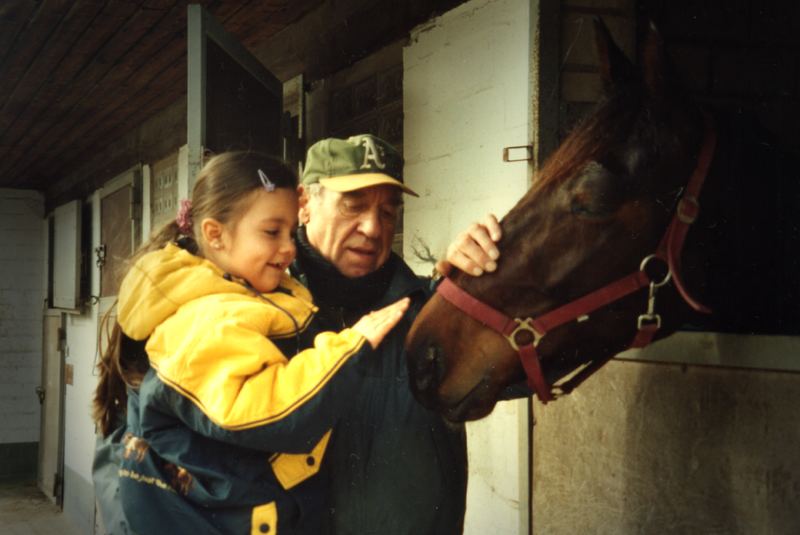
[0,0,107,163]
[2,0,471,192]
[4,0,318,189]
[0,0,183,185]
[221,0,322,49]
[0,0,74,131]
[0,1,41,71]
[0,0,147,182]
[44,97,186,207]
[0,0,299,188]
[251,0,464,83]
[209,0,252,25]
[6,38,186,188]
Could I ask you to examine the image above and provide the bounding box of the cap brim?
[319,173,419,197]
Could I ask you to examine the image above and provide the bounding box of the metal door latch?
[95,244,107,268]
[502,145,533,162]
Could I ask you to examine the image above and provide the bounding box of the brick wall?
[0,189,45,475]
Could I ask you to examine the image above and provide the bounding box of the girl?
[92,151,409,535]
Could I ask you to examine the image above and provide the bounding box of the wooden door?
[99,186,132,297]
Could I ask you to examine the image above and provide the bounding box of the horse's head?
[406,19,713,422]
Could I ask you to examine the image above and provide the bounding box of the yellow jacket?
[115,243,372,535]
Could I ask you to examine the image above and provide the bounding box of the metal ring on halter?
[639,254,672,288]
[505,318,543,351]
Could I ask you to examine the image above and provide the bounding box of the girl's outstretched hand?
[352,297,411,349]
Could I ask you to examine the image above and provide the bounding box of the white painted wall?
[403,0,533,532]
[0,189,45,445]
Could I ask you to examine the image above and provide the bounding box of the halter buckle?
[677,195,700,224]
[506,318,543,351]
[636,280,662,331]
[637,313,661,330]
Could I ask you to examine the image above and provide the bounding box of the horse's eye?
[576,191,623,217]
[569,185,612,217]
[569,162,621,218]
[570,199,594,216]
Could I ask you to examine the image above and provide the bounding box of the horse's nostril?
[425,345,438,363]
[414,343,445,394]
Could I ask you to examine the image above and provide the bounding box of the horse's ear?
[593,17,635,91]
[640,20,669,99]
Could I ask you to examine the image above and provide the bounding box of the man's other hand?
[436,214,501,277]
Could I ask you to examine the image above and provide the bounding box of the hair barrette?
[176,199,193,235]
[258,169,276,192]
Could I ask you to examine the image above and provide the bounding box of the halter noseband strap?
[436,112,717,404]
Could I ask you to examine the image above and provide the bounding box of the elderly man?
[293,134,500,534]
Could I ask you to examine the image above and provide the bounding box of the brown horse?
[405,19,799,422]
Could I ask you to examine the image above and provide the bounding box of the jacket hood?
[117,243,305,340]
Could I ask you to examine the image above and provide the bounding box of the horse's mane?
[496,88,644,246]
[534,89,641,191]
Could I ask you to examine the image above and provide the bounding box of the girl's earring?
[212,240,223,250]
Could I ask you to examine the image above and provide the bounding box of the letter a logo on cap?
[359,136,386,170]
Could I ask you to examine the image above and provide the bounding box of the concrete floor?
[0,478,84,535]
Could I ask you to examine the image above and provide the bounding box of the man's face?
[302,184,402,278]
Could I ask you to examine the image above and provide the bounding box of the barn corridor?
[0,478,83,535]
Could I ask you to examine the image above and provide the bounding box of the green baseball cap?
[302,134,419,197]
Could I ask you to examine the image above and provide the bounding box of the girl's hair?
[93,151,297,436]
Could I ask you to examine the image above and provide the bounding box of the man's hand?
[436,214,502,277]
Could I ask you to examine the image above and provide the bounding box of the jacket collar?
[292,227,427,311]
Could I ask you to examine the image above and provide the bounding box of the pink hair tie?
[176,199,193,235]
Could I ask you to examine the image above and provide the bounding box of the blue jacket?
[98,243,377,534]
[291,246,468,535]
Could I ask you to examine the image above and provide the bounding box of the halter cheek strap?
[436,112,717,404]
[661,113,717,314]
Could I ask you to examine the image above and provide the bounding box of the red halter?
[436,113,717,403]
